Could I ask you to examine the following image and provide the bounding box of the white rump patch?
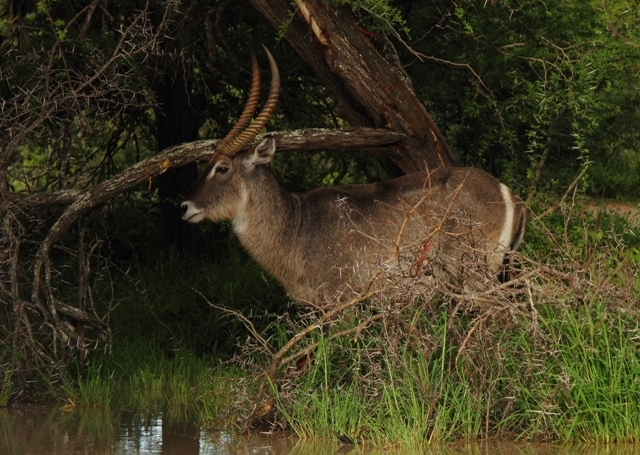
[497,183,515,254]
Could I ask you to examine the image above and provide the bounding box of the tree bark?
[249,0,457,173]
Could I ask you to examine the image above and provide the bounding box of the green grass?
[64,365,113,409]
[541,305,640,442]
[22,296,640,444]
[58,339,241,425]
[494,303,640,442]
[274,313,481,445]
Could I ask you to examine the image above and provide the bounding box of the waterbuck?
[181,49,527,306]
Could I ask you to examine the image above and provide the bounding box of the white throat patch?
[232,184,251,236]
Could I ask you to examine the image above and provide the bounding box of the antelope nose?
[180,200,204,223]
[180,202,189,219]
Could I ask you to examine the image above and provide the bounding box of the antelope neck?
[232,173,299,280]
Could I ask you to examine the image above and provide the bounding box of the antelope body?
[181,49,526,305]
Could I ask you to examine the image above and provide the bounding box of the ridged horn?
[214,52,261,158]
[220,45,280,157]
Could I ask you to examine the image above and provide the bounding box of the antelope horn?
[214,52,261,158]
[220,45,280,157]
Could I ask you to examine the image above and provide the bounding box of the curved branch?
[8,127,404,208]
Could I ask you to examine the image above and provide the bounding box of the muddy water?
[1,406,638,455]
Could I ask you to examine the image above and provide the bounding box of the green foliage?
[393,0,640,197]
[274,149,382,193]
[332,0,409,35]
[587,150,640,199]
[2,0,340,194]
[522,198,640,271]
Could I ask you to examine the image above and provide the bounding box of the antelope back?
[283,163,526,302]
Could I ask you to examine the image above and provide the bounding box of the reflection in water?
[1,406,639,455]
[114,414,201,454]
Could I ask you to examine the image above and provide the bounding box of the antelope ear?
[243,137,276,169]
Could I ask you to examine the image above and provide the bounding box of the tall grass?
[61,340,240,425]
[61,364,113,409]
[275,313,484,445]
[268,299,640,444]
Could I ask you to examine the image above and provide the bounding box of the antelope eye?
[216,165,229,175]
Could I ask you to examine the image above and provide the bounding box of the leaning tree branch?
[7,128,404,209]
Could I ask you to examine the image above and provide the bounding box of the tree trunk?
[154,72,201,255]
[250,0,457,174]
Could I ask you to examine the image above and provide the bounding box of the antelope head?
[180,47,280,224]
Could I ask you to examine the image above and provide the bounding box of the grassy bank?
[6,201,640,445]
[60,344,235,424]
[60,293,640,443]
[272,300,640,444]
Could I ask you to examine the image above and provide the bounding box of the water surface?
[1,406,638,455]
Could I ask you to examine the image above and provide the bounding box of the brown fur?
[182,138,527,306]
